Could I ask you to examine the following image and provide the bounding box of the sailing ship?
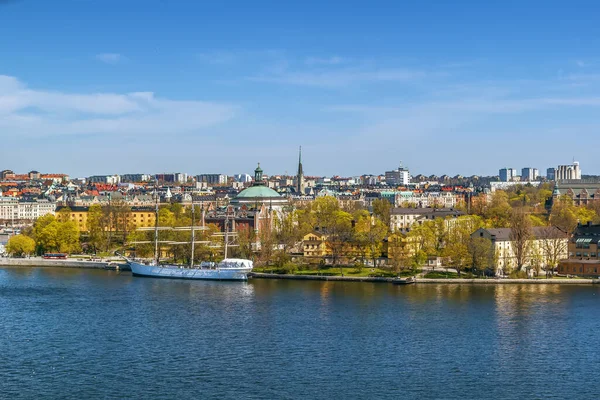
[128,186,253,281]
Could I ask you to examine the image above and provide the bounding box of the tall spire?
[297,146,304,176]
[297,146,305,195]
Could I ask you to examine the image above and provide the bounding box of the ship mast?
[153,180,159,264]
[224,211,229,259]
[190,197,195,268]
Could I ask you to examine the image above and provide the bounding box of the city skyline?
[1,1,599,175]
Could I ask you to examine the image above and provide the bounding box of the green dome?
[235,185,281,199]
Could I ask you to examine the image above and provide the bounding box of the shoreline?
[0,258,126,270]
[249,272,599,285]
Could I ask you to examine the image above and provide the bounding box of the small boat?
[393,277,416,285]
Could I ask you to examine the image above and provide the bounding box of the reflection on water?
[1,268,600,399]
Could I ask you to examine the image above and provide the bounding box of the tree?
[484,191,512,227]
[325,210,354,274]
[468,237,493,276]
[6,235,35,257]
[86,204,105,253]
[549,196,579,233]
[539,226,568,277]
[509,208,533,273]
[353,211,387,267]
[444,216,484,276]
[372,198,392,230]
[388,233,411,275]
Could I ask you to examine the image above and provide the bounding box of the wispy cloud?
[305,56,347,66]
[95,53,123,65]
[249,68,426,88]
[0,75,238,137]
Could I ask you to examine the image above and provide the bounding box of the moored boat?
[127,183,253,281]
[129,259,253,281]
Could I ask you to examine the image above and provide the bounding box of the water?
[1,268,599,399]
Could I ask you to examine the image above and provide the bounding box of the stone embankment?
[249,273,599,285]
[249,272,396,283]
[0,258,123,269]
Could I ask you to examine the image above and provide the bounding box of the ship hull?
[129,262,251,281]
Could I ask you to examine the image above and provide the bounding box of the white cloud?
[305,56,346,66]
[0,75,238,137]
[96,53,123,65]
[249,68,425,87]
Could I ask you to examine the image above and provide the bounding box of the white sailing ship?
[128,186,253,281]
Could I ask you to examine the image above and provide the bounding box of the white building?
[234,174,253,183]
[385,163,410,186]
[88,175,121,185]
[0,197,56,222]
[472,227,568,276]
[556,162,581,181]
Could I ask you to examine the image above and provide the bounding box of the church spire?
[297,146,303,176]
[297,146,305,195]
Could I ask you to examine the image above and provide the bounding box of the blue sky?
[1,0,600,178]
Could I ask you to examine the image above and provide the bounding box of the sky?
[1,0,600,178]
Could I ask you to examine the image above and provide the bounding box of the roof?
[478,226,566,241]
[235,185,281,199]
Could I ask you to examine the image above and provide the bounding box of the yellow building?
[303,232,330,258]
[58,206,156,232]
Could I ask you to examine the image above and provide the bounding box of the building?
[549,180,600,207]
[521,168,539,182]
[390,207,465,233]
[233,174,253,183]
[499,168,516,182]
[88,175,121,185]
[385,163,410,186]
[120,174,152,183]
[546,168,556,181]
[556,162,581,181]
[196,174,228,185]
[471,227,568,276]
[0,197,56,223]
[559,223,600,277]
[57,206,156,232]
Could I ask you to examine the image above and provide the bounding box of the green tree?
[372,198,392,229]
[86,204,105,253]
[468,237,493,276]
[509,207,533,273]
[6,234,36,257]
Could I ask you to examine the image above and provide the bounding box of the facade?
[120,174,152,183]
[550,180,600,206]
[546,168,556,180]
[0,197,56,222]
[390,207,465,233]
[521,168,539,182]
[57,206,156,232]
[499,168,516,182]
[394,191,464,208]
[88,175,121,185]
[385,163,410,186]
[556,162,581,181]
[472,227,568,275]
[558,223,600,277]
[196,174,228,185]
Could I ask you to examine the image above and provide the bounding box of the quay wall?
[0,258,111,269]
[250,273,598,285]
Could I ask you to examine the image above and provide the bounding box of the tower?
[297,146,305,194]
